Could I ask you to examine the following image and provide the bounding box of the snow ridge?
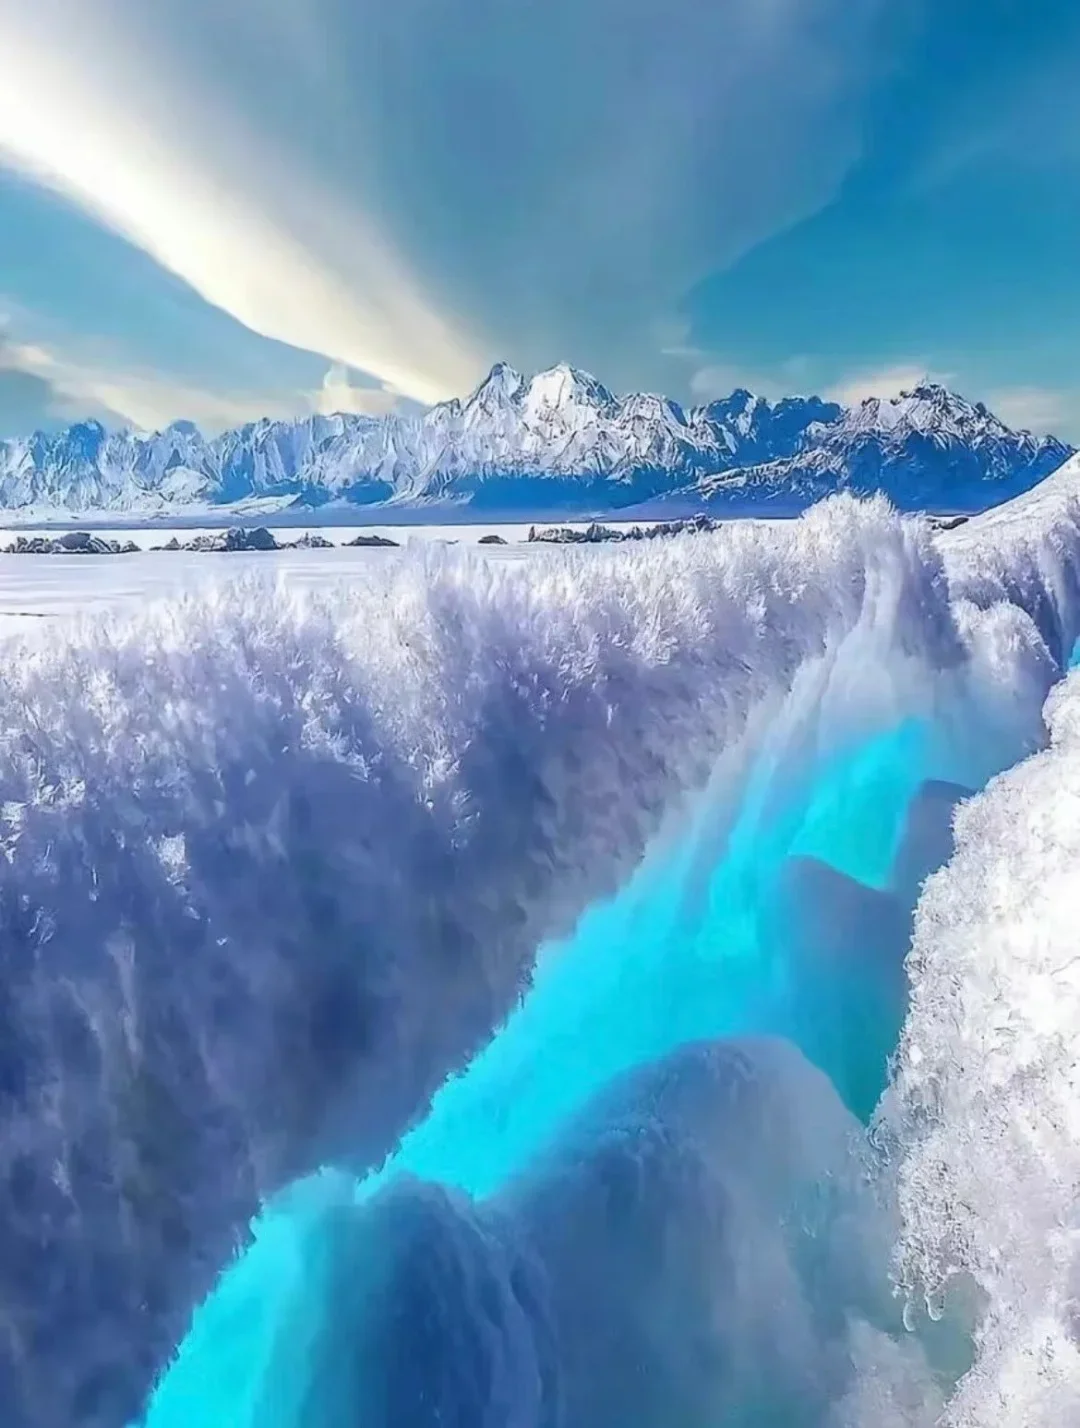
[883,670,1080,1428]
[0,366,1069,517]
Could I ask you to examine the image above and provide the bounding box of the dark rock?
[186,527,280,553]
[478,533,507,545]
[345,533,399,548]
[930,514,970,532]
[4,532,140,555]
[56,531,113,554]
[5,536,54,555]
[236,526,279,552]
[528,514,723,545]
[528,525,592,544]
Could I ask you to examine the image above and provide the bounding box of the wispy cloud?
[0,0,888,407]
[313,365,400,419]
[0,11,482,405]
[907,42,1080,198]
[0,332,402,435]
[985,385,1075,438]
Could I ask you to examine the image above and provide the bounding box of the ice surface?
[1,467,1080,1427]
[264,1040,932,1428]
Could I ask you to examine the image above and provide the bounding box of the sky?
[0,0,1078,438]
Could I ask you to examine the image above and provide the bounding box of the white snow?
[882,665,1080,1426]
[848,455,1080,1425]
[0,527,545,635]
[0,520,775,636]
[940,451,1080,668]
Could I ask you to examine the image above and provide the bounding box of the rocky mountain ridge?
[0,363,1070,516]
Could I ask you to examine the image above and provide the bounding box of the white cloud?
[908,49,1080,198]
[0,333,403,434]
[314,364,399,418]
[984,386,1074,437]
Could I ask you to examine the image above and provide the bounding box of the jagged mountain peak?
[469,361,525,406]
[900,381,949,399]
[700,387,760,418]
[58,419,108,450]
[841,383,1026,445]
[522,363,617,416]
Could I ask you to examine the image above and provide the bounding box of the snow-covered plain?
[0,526,549,634]
[0,521,754,635]
[0,522,555,547]
[1,458,1079,1428]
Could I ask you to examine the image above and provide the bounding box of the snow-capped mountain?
[696,383,1071,511]
[0,364,1070,518]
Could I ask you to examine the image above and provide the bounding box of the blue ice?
[146,699,977,1426]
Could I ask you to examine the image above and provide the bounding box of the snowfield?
[0,529,533,635]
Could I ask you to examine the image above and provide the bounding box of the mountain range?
[0,362,1071,519]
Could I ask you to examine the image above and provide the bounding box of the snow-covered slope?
[0,365,1070,517]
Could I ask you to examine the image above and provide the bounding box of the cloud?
[0,337,70,432]
[985,385,1075,438]
[906,39,1080,198]
[314,364,400,418]
[0,0,889,407]
[0,332,404,436]
[0,11,482,405]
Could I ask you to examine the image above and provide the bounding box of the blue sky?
[0,0,1077,436]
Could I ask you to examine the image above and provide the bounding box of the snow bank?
[881,666,1080,1426]
[941,451,1080,668]
[1,470,1079,1428]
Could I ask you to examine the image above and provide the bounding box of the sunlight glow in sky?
[0,0,1077,436]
